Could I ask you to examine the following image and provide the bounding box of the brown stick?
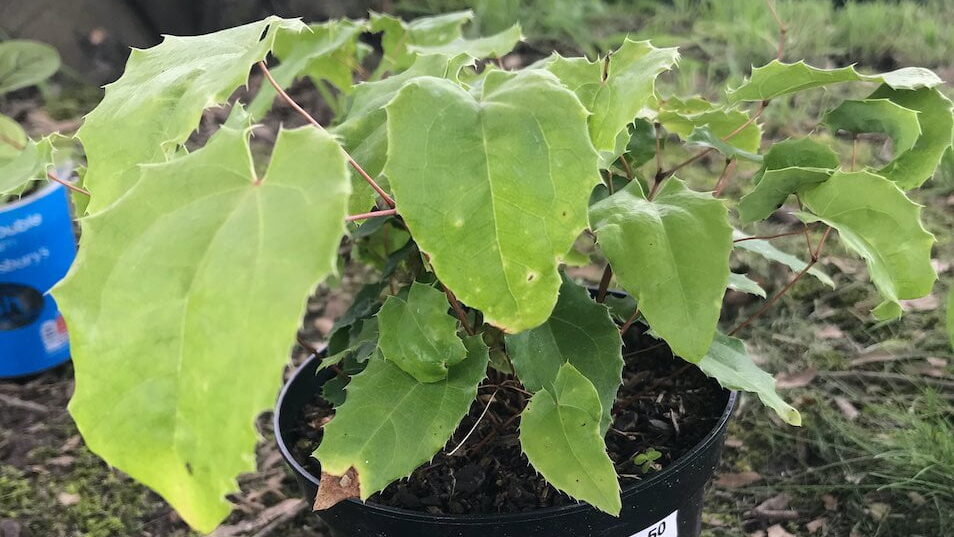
[345,208,398,222]
[257,61,396,208]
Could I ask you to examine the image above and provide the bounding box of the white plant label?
[628,509,678,537]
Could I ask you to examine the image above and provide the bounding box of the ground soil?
[289,324,727,515]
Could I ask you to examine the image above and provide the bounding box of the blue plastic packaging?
[0,183,76,377]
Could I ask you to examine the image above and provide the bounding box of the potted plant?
[52,7,950,536]
[0,39,81,377]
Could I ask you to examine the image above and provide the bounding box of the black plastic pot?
[275,352,737,537]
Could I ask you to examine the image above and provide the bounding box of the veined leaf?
[377,282,468,382]
[590,179,732,361]
[727,60,942,103]
[384,70,599,332]
[332,53,473,213]
[371,10,473,71]
[751,137,840,184]
[738,137,840,223]
[798,170,936,319]
[738,166,833,223]
[0,40,60,93]
[870,86,954,190]
[247,19,368,119]
[314,336,488,502]
[728,273,766,298]
[733,230,835,288]
[77,16,306,213]
[408,24,523,59]
[824,99,921,156]
[520,363,621,515]
[697,333,800,425]
[544,39,679,164]
[626,118,657,167]
[505,278,623,433]
[54,126,350,533]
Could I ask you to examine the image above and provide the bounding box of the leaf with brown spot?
[314,469,361,511]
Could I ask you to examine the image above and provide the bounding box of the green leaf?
[544,39,679,164]
[590,179,732,361]
[505,278,623,433]
[733,230,835,288]
[697,333,801,425]
[520,363,621,515]
[751,137,840,184]
[315,335,488,500]
[54,125,350,533]
[384,70,599,332]
[798,170,936,319]
[371,10,473,71]
[870,86,954,189]
[76,16,306,214]
[738,166,833,223]
[247,19,368,119]
[686,126,763,162]
[408,24,523,59]
[0,122,59,196]
[727,60,942,103]
[626,118,657,167]
[0,40,60,93]
[824,99,922,155]
[332,53,473,213]
[658,100,762,154]
[728,272,766,298]
[377,282,468,382]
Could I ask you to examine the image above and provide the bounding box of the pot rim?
[0,180,62,212]
[274,349,738,523]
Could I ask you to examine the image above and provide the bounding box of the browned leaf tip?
[313,468,361,511]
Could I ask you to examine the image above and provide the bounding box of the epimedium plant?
[49,9,951,534]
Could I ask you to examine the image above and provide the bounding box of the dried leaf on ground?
[835,397,860,420]
[816,324,844,339]
[806,517,828,533]
[775,367,817,389]
[900,294,940,311]
[715,470,763,488]
[767,524,796,537]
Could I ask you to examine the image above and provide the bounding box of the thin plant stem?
[851,135,859,170]
[765,0,788,60]
[729,226,832,336]
[596,264,613,303]
[345,208,397,222]
[713,159,737,197]
[47,171,90,196]
[441,283,475,336]
[257,61,396,208]
[733,230,804,243]
[619,308,641,336]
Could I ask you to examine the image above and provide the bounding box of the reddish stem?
[596,265,613,303]
[345,208,397,222]
[257,62,396,208]
[441,283,475,336]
